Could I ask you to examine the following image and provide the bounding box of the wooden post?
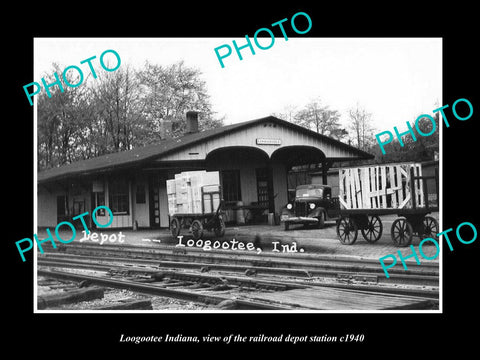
[423,177,429,210]
[267,163,275,214]
[380,166,387,208]
[396,166,404,208]
[410,167,416,209]
[353,168,361,209]
[322,160,328,185]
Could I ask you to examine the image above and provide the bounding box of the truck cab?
[280,184,339,230]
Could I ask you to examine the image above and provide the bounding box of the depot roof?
[37,116,373,184]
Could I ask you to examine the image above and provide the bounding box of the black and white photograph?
[7,3,479,353]
[32,36,442,313]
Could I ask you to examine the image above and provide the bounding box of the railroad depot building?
[37,113,372,230]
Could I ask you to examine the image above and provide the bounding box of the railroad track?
[37,264,437,310]
[40,242,440,287]
[36,242,439,310]
[37,267,297,310]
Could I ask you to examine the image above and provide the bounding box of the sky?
[34,37,442,133]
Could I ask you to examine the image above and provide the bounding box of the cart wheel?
[361,215,383,243]
[422,216,439,240]
[191,220,204,240]
[170,217,181,238]
[391,218,413,247]
[214,217,226,237]
[337,216,358,245]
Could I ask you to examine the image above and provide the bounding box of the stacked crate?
[166,171,220,215]
[166,180,177,215]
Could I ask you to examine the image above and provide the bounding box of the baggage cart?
[333,163,439,247]
[167,171,225,240]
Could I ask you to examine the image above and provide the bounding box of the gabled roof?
[37,116,373,184]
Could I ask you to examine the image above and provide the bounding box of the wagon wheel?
[214,217,226,237]
[191,219,204,240]
[361,215,383,243]
[391,218,413,247]
[336,216,358,245]
[170,217,181,238]
[422,215,439,240]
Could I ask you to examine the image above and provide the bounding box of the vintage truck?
[280,162,439,247]
[280,184,339,230]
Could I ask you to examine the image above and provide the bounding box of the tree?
[273,99,347,140]
[293,99,343,136]
[137,61,222,140]
[37,63,92,169]
[88,65,146,153]
[37,60,224,171]
[347,104,375,151]
[369,113,439,164]
[272,104,297,123]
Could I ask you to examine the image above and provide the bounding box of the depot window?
[109,179,129,214]
[222,170,242,202]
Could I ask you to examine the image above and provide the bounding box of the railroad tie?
[215,300,238,310]
[245,269,257,277]
[37,287,105,309]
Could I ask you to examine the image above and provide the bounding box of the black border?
[7,2,479,354]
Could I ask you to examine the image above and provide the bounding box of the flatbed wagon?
[167,171,226,241]
[169,185,225,240]
[333,163,439,247]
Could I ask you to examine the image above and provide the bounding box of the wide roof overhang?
[38,116,373,184]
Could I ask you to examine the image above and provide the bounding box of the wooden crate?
[338,163,424,210]
[167,171,220,215]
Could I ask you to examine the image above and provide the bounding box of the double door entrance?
[148,174,168,228]
[255,167,274,213]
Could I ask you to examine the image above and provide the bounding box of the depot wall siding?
[159,181,169,228]
[207,154,263,207]
[132,175,150,228]
[38,184,93,228]
[272,162,288,214]
[89,175,155,229]
[240,167,258,207]
[37,186,60,228]
[37,118,371,229]
[94,180,131,229]
[156,122,356,162]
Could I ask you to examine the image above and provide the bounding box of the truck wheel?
[284,222,290,231]
[316,212,325,229]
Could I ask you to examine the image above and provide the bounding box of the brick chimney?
[160,120,173,139]
[186,111,199,133]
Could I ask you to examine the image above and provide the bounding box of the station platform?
[37,213,441,262]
